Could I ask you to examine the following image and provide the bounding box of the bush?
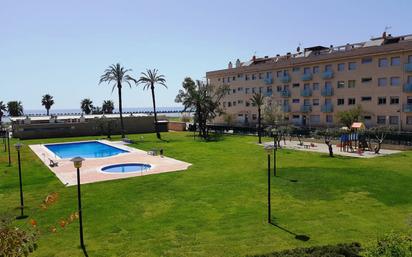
[249,242,362,257]
[363,232,412,257]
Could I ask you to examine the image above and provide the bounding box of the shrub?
[249,242,362,257]
[363,232,412,257]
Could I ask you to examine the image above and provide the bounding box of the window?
[378,58,388,67]
[407,116,412,125]
[348,62,357,70]
[259,87,263,93]
[252,114,257,120]
[409,76,412,84]
[361,96,372,101]
[409,55,412,63]
[389,116,399,125]
[276,86,282,92]
[390,77,400,86]
[228,102,231,107]
[266,72,272,78]
[223,102,226,108]
[348,80,356,88]
[237,87,243,91]
[325,81,332,88]
[276,71,282,77]
[326,115,333,123]
[313,66,320,74]
[232,76,236,81]
[337,98,345,105]
[304,99,311,106]
[266,87,272,93]
[232,101,236,106]
[245,75,249,81]
[337,63,345,71]
[391,56,401,66]
[310,115,320,124]
[390,96,399,105]
[313,99,320,106]
[227,77,230,82]
[337,81,345,88]
[348,98,356,105]
[377,116,386,125]
[258,73,262,79]
[361,77,372,83]
[238,100,243,104]
[222,78,225,83]
[362,57,372,64]
[292,67,300,72]
[364,116,371,121]
[378,78,387,87]
[252,74,256,80]
[245,88,250,94]
[303,67,311,74]
[292,83,300,88]
[313,83,320,90]
[232,89,236,93]
[292,99,300,103]
[218,78,221,82]
[245,101,250,107]
[378,97,387,105]
[252,87,256,93]
[292,115,300,119]
[325,64,332,71]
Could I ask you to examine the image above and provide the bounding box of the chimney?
[252,55,256,62]
[297,46,301,52]
[228,61,233,69]
[382,31,387,39]
[236,59,241,68]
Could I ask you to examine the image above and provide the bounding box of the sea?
[1,106,186,123]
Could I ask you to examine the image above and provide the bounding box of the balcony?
[321,88,334,97]
[405,63,412,72]
[280,74,291,83]
[300,105,312,113]
[301,73,313,81]
[280,90,291,97]
[282,105,291,113]
[322,70,334,80]
[404,104,412,112]
[264,77,273,85]
[264,91,273,97]
[321,104,333,113]
[300,88,312,97]
[403,83,412,93]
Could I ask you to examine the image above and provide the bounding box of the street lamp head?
[14,143,23,151]
[264,145,274,155]
[70,157,85,169]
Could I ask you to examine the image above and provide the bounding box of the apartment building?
[206,33,412,130]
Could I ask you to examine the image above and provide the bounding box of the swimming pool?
[101,163,152,173]
[45,141,128,159]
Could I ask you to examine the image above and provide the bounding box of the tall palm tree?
[99,63,136,138]
[80,98,93,115]
[7,101,24,117]
[137,69,167,139]
[250,93,265,144]
[102,100,115,114]
[0,101,7,125]
[41,94,55,116]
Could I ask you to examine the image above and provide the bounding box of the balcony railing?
[279,90,291,97]
[321,88,334,96]
[300,105,312,113]
[282,105,291,113]
[321,104,333,113]
[264,77,273,85]
[322,70,334,80]
[300,88,312,97]
[280,74,291,83]
[403,104,412,112]
[301,73,313,81]
[405,63,412,72]
[403,83,412,93]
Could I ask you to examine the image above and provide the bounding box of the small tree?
[80,99,93,115]
[41,94,54,116]
[336,105,364,129]
[263,99,284,126]
[7,101,24,117]
[0,101,6,125]
[368,126,393,154]
[250,93,265,144]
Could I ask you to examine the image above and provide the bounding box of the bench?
[303,144,311,149]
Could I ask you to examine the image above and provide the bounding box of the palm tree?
[137,69,167,139]
[250,93,265,144]
[80,98,93,115]
[99,63,136,138]
[102,100,115,114]
[0,101,7,125]
[41,94,55,116]
[7,101,24,117]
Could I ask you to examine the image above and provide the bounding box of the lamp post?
[264,145,274,223]
[273,134,278,177]
[71,157,85,250]
[15,143,28,219]
[7,130,11,166]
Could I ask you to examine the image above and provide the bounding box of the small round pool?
[101,163,152,173]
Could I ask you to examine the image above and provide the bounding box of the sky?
[1,0,411,111]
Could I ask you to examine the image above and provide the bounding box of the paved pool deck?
[263,140,401,158]
[29,140,191,186]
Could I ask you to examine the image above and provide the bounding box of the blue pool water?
[101,163,151,173]
[45,141,128,159]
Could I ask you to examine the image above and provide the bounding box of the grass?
[1,132,411,257]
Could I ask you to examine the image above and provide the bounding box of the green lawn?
[1,132,411,257]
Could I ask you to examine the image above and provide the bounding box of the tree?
[102,100,115,114]
[336,105,364,129]
[41,94,54,116]
[7,101,24,117]
[263,98,284,126]
[367,126,393,154]
[175,77,228,139]
[250,93,265,144]
[0,101,6,124]
[99,63,136,138]
[80,98,93,115]
[137,69,167,140]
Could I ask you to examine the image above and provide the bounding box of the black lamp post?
[15,143,28,220]
[7,130,11,166]
[71,157,86,250]
[264,145,274,223]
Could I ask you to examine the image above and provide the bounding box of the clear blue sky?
[1,0,411,110]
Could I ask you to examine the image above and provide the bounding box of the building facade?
[206,33,412,130]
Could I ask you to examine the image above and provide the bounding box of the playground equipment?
[339,122,366,153]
